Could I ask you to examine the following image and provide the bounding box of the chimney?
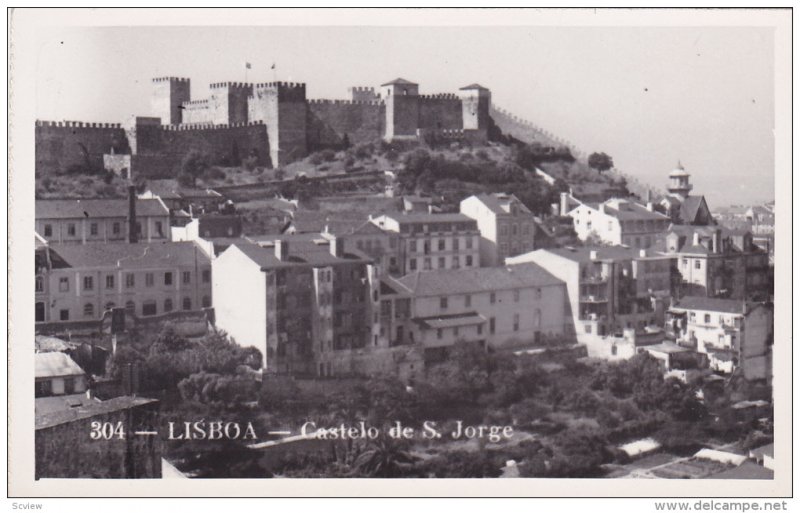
[560,192,569,216]
[712,229,721,253]
[127,185,138,243]
[646,189,652,203]
[646,202,654,212]
[274,239,289,261]
[590,250,598,260]
[692,232,700,246]
[639,249,647,258]
[598,204,606,214]
[330,236,345,258]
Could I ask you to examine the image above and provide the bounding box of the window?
[125,301,135,314]
[67,223,76,236]
[409,259,417,271]
[59,277,69,292]
[500,225,508,236]
[490,292,496,304]
[63,378,76,394]
[453,327,459,337]
[489,317,496,334]
[125,273,135,288]
[466,255,473,267]
[83,276,93,291]
[155,221,163,237]
[35,380,52,398]
[440,297,448,310]
[202,269,211,283]
[438,257,445,268]
[44,224,52,237]
[500,243,508,255]
[83,303,94,317]
[145,273,154,287]
[437,329,443,340]
[424,258,432,271]
[59,309,69,321]
[90,223,98,236]
[534,309,541,328]
[466,237,473,249]
[453,238,460,250]
[35,276,43,293]
[182,271,191,284]
[704,314,711,324]
[106,275,115,289]
[536,288,542,300]
[513,289,520,302]
[142,301,157,316]
[164,272,173,286]
[182,297,192,310]
[112,222,121,235]
[477,324,483,335]
[682,258,688,267]
[202,296,211,308]
[512,224,518,236]
[513,314,520,331]
[465,294,471,307]
[438,239,445,251]
[135,222,142,235]
[585,324,592,334]
[695,260,701,269]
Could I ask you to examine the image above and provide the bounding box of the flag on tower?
[270,63,276,70]
[245,62,252,69]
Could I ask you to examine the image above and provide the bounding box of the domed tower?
[667,161,693,200]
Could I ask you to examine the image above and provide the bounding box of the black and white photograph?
[7,7,792,500]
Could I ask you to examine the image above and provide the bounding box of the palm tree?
[350,438,417,477]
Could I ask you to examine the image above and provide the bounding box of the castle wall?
[306,100,384,150]
[157,122,270,169]
[418,95,463,131]
[181,101,212,124]
[35,122,130,176]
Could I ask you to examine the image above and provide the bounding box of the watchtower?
[348,86,379,102]
[151,77,190,125]
[248,82,308,167]
[458,83,491,133]
[381,78,419,141]
[209,82,254,125]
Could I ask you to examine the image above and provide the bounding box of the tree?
[351,438,417,477]
[588,152,614,174]
[179,150,211,187]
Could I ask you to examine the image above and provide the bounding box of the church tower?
[667,161,693,200]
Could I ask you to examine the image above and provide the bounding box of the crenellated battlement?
[159,120,266,131]
[36,120,123,129]
[152,76,190,83]
[182,99,209,107]
[307,98,383,106]
[210,81,254,89]
[348,86,375,93]
[253,81,307,90]
[419,93,460,101]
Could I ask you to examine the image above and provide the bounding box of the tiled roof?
[380,212,477,225]
[36,395,158,430]
[468,193,532,216]
[286,211,368,234]
[672,296,747,314]
[680,195,708,224]
[395,262,563,296]
[35,335,77,353]
[704,461,773,480]
[381,78,418,86]
[35,352,85,379]
[232,239,372,270]
[47,241,211,269]
[600,200,669,221]
[459,83,490,91]
[415,312,486,329]
[36,198,169,219]
[532,245,668,264]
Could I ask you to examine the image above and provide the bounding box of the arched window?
[202,296,211,308]
[83,303,94,318]
[142,301,157,316]
[164,298,173,312]
[125,300,135,314]
[182,297,192,311]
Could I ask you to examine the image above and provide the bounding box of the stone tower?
[151,77,191,125]
[667,161,693,200]
[248,82,308,167]
[381,78,419,141]
[458,83,491,133]
[348,86,379,102]
[209,82,254,125]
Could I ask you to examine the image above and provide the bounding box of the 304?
[89,421,125,440]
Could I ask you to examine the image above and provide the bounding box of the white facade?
[568,198,670,249]
[460,193,536,267]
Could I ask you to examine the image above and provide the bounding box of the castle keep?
[35,77,491,176]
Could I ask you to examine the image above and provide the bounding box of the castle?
[35,77,492,177]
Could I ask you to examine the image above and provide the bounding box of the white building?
[35,352,87,397]
[460,193,537,267]
[567,197,670,249]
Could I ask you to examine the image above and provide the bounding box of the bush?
[321,149,337,162]
[243,155,259,172]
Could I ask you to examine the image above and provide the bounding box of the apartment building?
[35,240,212,323]
[388,263,567,359]
[370,213,480,274]
[659,225,771,301]
[212,237,379,375]
[35,195,170,245]
[666,296,772,381]
[460,193,537,267]
[507,246,674,348]
[567,197,670,249]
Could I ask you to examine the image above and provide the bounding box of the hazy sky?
[34,26,775,207]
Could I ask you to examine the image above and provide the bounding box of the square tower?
[209,82,254,125]
[458,83,491,132]
[151,77,190,125]
[248,82,307,167]
[381,78,420,141]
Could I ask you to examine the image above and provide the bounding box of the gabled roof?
[36,198,169,219]
[35,352,84,379]
[395,262,563,297]
[377,212,477,225]
[381,78,418,86]
[467,193,532,216]
[600,200,669,221]
[680,195,710,224]
[47,241,211,269]
[231,239,372,271]
[36,395,158,430]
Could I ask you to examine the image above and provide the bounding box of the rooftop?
[396,262,563,296]
[36,198,169,219]
[599,199,669,221]
[35,352,85,379]
[529,245,668,264]
[459,83,490,91]
[35,395,158,430]
[671,296,748,314]
[47,241,211,269]
[377,212,477,225]
[231,239,373,270]
[381,78,418,86]
[705,461,774,480]
[467,193,532,216]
